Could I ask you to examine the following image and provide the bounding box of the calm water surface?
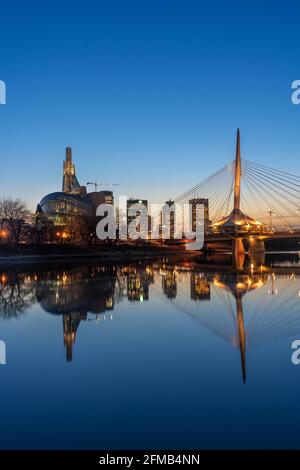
[1,253,300,449]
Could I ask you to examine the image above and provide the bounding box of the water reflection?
[35,266,119,361]
[190,274,210,300]
[212,272,269,383]
[126,266,154,302]
[0,273,36,319]
[1,254,300,381]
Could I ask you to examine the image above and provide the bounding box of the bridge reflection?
[0,256,300,381]
[175,130,300,265]
[212,271,268,382]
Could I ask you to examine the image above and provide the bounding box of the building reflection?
[36,266,117,361]
[63,312,86,361]
[2,259,300,381]
[190,273,210,301]
[161,269,177,299]
[124,266,154,302]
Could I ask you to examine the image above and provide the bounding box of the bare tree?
[70,215,100,246]
[34,214,56,244]
[0,274,36,319]
[0,197,31,245]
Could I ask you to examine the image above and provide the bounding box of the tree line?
[0,197,104,246]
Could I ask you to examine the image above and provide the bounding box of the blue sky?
[1,0,300,209]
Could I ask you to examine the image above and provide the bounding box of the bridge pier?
[233,238,245,270]
[248,238,265,254]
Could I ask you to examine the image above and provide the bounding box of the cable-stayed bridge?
[172,131,300,380]
[175,129,300,266]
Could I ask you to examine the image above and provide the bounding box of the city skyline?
[1,1,300,210]
[2,2,300,458]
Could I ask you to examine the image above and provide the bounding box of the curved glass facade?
[37,192,94,226]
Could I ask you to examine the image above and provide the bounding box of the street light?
[56,231,69,240]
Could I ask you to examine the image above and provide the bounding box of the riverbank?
[1,239,300,268]
[0,244,199,267]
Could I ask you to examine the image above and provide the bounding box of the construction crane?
[87,181,120,192]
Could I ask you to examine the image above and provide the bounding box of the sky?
[1,0,300,210]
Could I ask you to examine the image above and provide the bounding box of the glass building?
[36,147,113,227]
[37,192,94,226]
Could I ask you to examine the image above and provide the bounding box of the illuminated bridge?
[175,129,300,266]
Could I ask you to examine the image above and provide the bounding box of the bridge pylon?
[234,128,241,211]
[236,291,246,384]
[209,129,265,267]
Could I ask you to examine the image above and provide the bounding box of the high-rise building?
[127,198,148,238]
[189,198,209,232]
[161,199,175,240]
[88,190,114,208]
